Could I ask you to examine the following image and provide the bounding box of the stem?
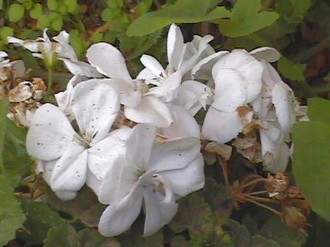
[244,194,281,204]
[240,178,267,190]
[246,190,269,196]
[293,37,330,63]
[236,194,281,215]
[217,155,229,187]
[47,67,54,94]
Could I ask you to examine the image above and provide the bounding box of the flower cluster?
[7,24,305,237]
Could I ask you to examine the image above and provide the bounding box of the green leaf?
[17,198,64,246]
[250,235,281,247]
[127,0,230,36]
[78,229,120,247]
[44,223,79,247]
[30,3,43,19]
[51,15,63,31]
[47,0,57,11]
[0,0,3,10]
[227,219,251,247]
[0,98,9,171]
[37,15,51,29]
[3,118,32,187]
[293,120,330,222]
[65,0,76,13]
[217,0,279,37]
[278,57,306,81]
[8,3,25,22]
[307,98,330,123]
[0,175,26,246]
[47,186,106,227]
[259,216,306,246]
[0,26,14,42]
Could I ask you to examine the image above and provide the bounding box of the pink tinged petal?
[212,69,247,112]
[149,136,201,172]
[124,96,173,127]
[147,71,182,102]
[250,47,281,63]
[98,187,143,237]
[60,59,102,77]
[175,80,212,115]
[50,146,87,192]
[191,51,229,80]
[272,83,295,133]
[71,80,120,143]
[86,43,131,81]
[160,154,204,197]
[202,107,244,144]
[160,105,200,138]
[126,124,155,170]
[239,60,263,102]
[167,24,184,70]
[143,175,178,236]
[140,55,166,78]
[88,127,132,180]
[26,104,76,160]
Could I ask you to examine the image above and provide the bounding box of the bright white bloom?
[86,43,181,127]
[98,124,204,237]
[138,24,214,84]
[26,80,120,199]
[202,49,264,143]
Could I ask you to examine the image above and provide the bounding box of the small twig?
[236,194,281,215]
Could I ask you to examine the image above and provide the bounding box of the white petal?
[160,105,200,138]
[50,146,87,192]
[143,175,178,236]
[175,80,212,115]
[88,127,132,180]
[26,104,76,160]
[126,124,155,170]
[7,37,40,52]
[167,24,184,70]
[136,68,160,85]
[140,55,166,78]
[61,59,102,77]
[191,51,229,80]
[149,136,201,172]
[212,49,256,74]
[98,186,143,237]
[147,71,182,102]
[202,107,244,144]
[250,47,281,63]
[71,80,120,143]
[272,82,295,133]
[86,43,131,81]
[96,155,137,204]
[124,95,173,127]
[180,35,214,74]
[212,69,247,112]
[160,154,204,196]
[239,60,263,102]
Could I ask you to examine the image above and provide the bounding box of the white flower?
[8,30,100,77]
[137,23,214,84]
[202,49,264,143]
[86,42,179,127]
[98,124,204,237]
[26,80,120,199]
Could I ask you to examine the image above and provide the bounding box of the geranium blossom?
[98,124,204,237]
[8,30,99,77]
[86,43,180,127]
[26,80,120,199]
[202,49,264,143]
